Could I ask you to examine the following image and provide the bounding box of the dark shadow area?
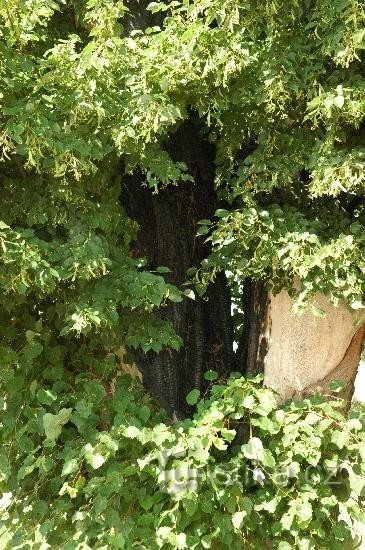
[120,120,235,417]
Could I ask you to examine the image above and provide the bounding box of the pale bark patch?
[263,289,365,403]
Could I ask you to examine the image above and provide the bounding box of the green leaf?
[108,533,126,548]
[43,408,72,440]
[6,376,25,392]
[61,458,79,476]
[329,379,345,393]
[280,512,294,531]
[183,289,195,300]
[86,452,105,470]
[37,388,57,405]
[221,428,236,441]
[196,225,210,236]
[182,497,197,517]
[29,379,38,397]
[140,495,154,511]
[186,389,200,405]
[333,95,344,108]
[350,300,364,310]
[251,416,276,433]
[262,449,276,469]
[346,418,362,431]
[204,370,218,381]
[232,511,245,529]
[156,266,171,273]
[124,426,140,438]
[242,394,256,409]
[25,330,37,342]
[241,438,264,461]
[296,500,312,523]
[147,2,167,13]
[138,405,151,423]
[241,496,253,515]
[215,209,230,218]
[176,533,187,549]
[331,430,349,449]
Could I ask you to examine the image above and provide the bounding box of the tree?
[0,1,365,546]
[1,1,364,415]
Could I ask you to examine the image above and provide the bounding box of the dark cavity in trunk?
[120,121,236,417]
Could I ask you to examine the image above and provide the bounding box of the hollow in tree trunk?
[121,121,234,417]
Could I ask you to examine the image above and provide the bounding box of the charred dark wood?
[120,121,234,417]
[123,0,165,34]
[236,278,269,378]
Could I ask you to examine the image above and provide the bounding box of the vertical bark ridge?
[236,279,270,377]
[120,121,234,417]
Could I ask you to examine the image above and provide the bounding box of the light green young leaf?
[241,437,264,461]
[43,409,72,440]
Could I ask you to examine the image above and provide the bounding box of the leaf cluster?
[1,371,364,549]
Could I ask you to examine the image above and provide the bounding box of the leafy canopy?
[0,0,365,548]
[0,0,364,314]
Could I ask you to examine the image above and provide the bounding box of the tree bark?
[120,2,364,412]
[236,279,270,378]
[120,121,234,417]
[243,281,365,404]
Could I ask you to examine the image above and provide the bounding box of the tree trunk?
[121,121,234,417]
[120,1,364,413]
[244,281,365,404]
[236,279,270,378]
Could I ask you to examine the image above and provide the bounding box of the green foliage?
[0,0,364,328]
[0,1,365,547]
[1,372,364,548]
[208,198,365,313]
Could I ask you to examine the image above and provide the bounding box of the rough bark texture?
[303,324,364,404]
[236,279,270,377]
[120,121,234,417]
[119,2,364,412]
